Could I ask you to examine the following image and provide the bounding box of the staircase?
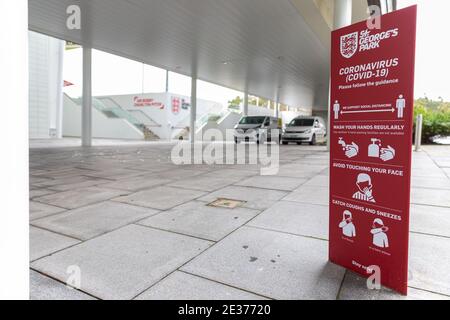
[142,126,159,140]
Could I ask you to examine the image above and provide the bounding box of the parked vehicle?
[282,116,327,145]
[234,116,281,144]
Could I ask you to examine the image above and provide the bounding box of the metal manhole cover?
[207,198,246,209]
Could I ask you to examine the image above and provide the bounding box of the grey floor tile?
[302,175,329,187]
[276,163,327,178]
[411,176,450,190]
[135,271,266,300]
[197,186,287,211]
[248,201,328,240]
[138,201,259,241]
[338,271,450,300]
[30,226,80,261]
[234,176,306,191]
[283,185,329,206]
[409,233,450,296]
[411,188,450,208]
[31,224,212,300]
[167,174,239,192]
[32,201,159,240]
[100,175,172,192]
[30,270,95,300]
[30,201,65,221]
[181,227,345,300]
[411,204,450,238]
[30,188,58,199]
[113,186,206,210]
[34,187,130,209]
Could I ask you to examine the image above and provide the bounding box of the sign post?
[329,6,417,295]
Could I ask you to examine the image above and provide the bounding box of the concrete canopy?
[28,0,376,111]
[29,0,337,111]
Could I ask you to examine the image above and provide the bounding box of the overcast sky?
[398,0,450,100]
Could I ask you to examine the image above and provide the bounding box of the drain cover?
[207,198,246,209]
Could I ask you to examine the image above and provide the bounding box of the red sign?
[329,6,417,295]
[133,96,164,109]
[172,97,180,115]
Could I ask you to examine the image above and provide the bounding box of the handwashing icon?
[368,138,396,162]
[339,138,359,159]
[368,139,381,158]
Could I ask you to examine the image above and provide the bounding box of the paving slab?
[248,201,328,240]
[32,201,159,240]
[409,233,450,296]
[167,174,239,192]
[31,224,212,300]
[30,226,80,261]
[30,201,65,221]
[100,175,172,192]
[113,186,206,210]
[338,271,450,300]
[411,176,450,190]
[30,270,95,300]
[135,271,266,300]
[29,188,58,199]
[282,185,329,206]
[410,204,450,238]
[234,176,306,191]
[181,227,345,300]
[302,175,329,187]
[197,186,287,211]
[34,187,129,209]
[276,163,327,178]
[138,201,259,241]
[411,188,450,208]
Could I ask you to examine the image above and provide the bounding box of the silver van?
[281,116,327,145]
[234,116,281,144]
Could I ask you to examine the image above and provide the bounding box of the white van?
[234,116,281,144]
[281,116,327,145]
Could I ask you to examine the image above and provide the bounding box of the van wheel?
[310,134,317,145]
[282,141,288,145]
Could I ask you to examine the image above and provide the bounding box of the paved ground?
[29,141,450,300]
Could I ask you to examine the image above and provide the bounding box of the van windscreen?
[239,116,266,125]
[289,119,314,126]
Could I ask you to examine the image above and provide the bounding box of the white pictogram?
[368,138,396,162]
[371,218,389,248]
[352,173,376,203]
[338,138,359,159]
[339,210,356,238]
[396,94,406,119]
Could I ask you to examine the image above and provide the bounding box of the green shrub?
[414,98,450,143]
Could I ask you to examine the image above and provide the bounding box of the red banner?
[329,6,417,295]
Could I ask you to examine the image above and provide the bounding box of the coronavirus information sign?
[329,6,417,295]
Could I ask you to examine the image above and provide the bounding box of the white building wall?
[28,31,64,139]
[63,95,144,140]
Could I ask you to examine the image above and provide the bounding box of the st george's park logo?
[340,28,399,59]
[340,32,359,59]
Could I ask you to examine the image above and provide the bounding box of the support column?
[243,92,249,116]
[0,0,28,299]
[190,76,197,143]
[165,70,169,93]
[334,0,352,29]
[82,47,92,147]
[274,92,280,118]
[328,0,352,150]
